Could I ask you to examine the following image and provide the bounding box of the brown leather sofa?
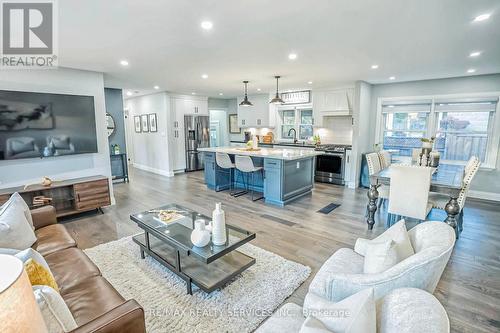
[31,206,146,333]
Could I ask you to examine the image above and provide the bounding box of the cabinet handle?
[77,193,80,202]
[257,119,261,125]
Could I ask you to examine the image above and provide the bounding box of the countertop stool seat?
[235,155,264,201]
[216,152,241,196]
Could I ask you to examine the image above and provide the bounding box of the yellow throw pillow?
[24,258,59,292]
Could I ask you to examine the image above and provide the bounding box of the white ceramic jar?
[190,219,211,247]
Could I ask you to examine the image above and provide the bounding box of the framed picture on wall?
[149,113,157,132]
[141,114,149,132]
[229,114,240,134]
[134,116,141,133]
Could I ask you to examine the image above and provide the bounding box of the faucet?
[287,128,298,144]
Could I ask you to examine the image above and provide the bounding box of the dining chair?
[378,150,392,169]
[366,152,389,208]
[387,165,434,227]
[235,155,264,201]
[429,157,480,233]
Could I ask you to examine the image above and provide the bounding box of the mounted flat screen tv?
[0,89,98,160]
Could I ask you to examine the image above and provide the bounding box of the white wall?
[315,116,353,145]
[0,68,114,202]
[125,92,172,176]
[362,74,500,199]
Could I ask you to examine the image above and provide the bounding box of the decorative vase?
[212,202,227,246]
[190,219,211,247]
[422,141,433,149]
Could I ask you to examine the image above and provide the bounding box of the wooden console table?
[0,175,111,218]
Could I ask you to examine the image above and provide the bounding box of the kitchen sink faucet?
[287,128,298,144]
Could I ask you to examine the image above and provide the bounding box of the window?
[281,110,295,139]
[279,109,314,140]
[378,96,499,167]
[381,102,431,157]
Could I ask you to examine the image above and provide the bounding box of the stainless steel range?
[314,144,350,185]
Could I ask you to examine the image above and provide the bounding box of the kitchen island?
[198,146,322,206]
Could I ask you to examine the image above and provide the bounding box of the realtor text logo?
[1,0,58,68]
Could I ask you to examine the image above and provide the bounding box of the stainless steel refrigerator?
[184,115,210,171]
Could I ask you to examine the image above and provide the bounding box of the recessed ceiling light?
[201,74,208,79]
[389,76,396,80]
[257,88,261,91]
[120,60,129,66]
[308,81,313,85]
[126,91,132,96]
[219,92,223,96]
[201,21,213,30]
[288,53,297,60]
[469,51,481,57]
[467,68,476,73]
[371,64,379,69]
[191,92,196,95]
[154,85,159,90]
[473,13,491,22]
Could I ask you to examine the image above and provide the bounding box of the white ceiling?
[58,0,500,98]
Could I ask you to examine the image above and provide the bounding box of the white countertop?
[198,146,323,160]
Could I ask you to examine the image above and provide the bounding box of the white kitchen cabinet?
[313,88,354,118]
[237,94,274,128]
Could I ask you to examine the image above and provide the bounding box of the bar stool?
[235,155,264,201]
[215,152,240,196]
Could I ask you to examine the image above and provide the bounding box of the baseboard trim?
[468,190,500,202]
[132,163,174,177]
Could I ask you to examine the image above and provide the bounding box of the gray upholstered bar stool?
[215,152,240,196]
[235,155,264,201]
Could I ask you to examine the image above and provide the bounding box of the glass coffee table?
[130,204,256,294]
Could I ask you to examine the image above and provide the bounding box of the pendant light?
[239,81,253,107]
[270,75,285,104]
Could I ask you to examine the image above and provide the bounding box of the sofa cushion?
[363,240,399,274]
[300,315,332,333]
[33,224,76,256]
[256,303,306,333]
[61,276,126,326]
[0,198,37,249]
[45,247,101,293]
[33,285,78,333]
[303,289,376,333]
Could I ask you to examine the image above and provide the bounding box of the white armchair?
[308,221,455,302]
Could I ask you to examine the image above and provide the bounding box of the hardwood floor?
[61,167,500,333]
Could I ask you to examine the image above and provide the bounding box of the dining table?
[366,161,465,237]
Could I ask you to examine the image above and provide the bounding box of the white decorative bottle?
[211,202,227,246]
[190,219,211,247]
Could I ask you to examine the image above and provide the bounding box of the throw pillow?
[354,220,414,262]
[300,315,333,333]
[15,248,51,271]
[363,240,398,274]
[303,288,376,333]
[0,200,37,249]
[24,258,59,292]
[33,285,78,333]
[1,192,34,230]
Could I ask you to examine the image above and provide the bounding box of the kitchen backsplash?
[314,116,353,144]
[231,116,353,145]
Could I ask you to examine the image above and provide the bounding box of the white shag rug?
[84,236,310,333]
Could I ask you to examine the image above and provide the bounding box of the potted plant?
[421,137,435,149]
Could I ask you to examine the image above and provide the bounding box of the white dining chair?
[378,150,392,169]
[235,155,264,201]
[366,152,389,208]
[429,157,480,233]
[387,165,434,226]
[216,152,239,196]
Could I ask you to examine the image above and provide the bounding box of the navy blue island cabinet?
[202,149,318,206]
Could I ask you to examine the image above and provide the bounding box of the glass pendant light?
[239,81,253,107]
[270,75,285,104]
